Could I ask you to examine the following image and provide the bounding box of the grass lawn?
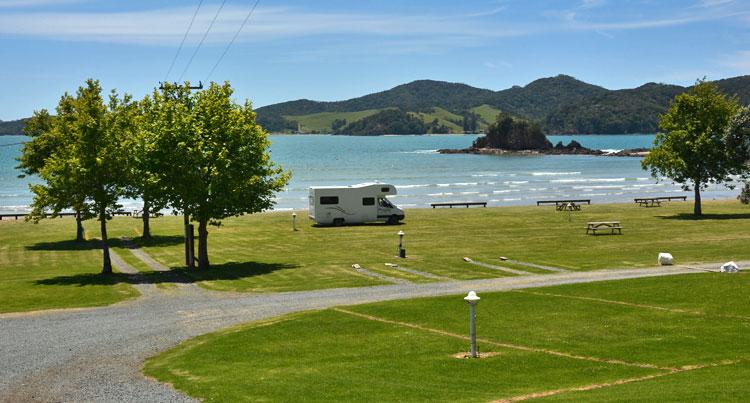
[107,199,750,292]
[144,272,750,402]
[0,218,139,314]
[2,199,749,311]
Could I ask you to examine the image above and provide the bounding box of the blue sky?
[0,0,749,120]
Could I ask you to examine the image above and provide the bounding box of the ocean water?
[0,134,740,213]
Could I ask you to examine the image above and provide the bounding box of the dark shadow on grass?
[123,235,184,248]
[35,261,299,287]
[26,239,103,251]
[658,213,750,221]
[312,222,405,228]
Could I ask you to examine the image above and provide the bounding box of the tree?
[726,106,750,204]
[642,80,740,216]
[473,113,551,150]
[29,79,135,273]
[17,109,89,241]
[145,82,290,269]
[124,97,171,240]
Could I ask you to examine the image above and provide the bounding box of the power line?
[205,0,261,81]
[178,0,228,83]
[164,0,205,82]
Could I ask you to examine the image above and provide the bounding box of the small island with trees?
[438,113,650,157]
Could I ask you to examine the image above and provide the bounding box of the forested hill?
[4,75,750,135]
[0,118,28,136]
[256,75,750,134]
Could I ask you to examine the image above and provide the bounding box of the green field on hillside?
[470,104,504,126]
[144,272,750,401]
[284,109,385,133]
[409,107,465,132]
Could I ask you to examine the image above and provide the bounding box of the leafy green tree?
[124,98,171,240]
[146,82,290,269]
[726,106,750,204]
[642,80,740,216]
[18,105,90,241]
[474,113,550,150]
[29,79,135,273]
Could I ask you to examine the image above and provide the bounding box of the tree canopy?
[642,80,741,216]
[472,113,551,150]
[29,79,136,273]
[142,82,290,269]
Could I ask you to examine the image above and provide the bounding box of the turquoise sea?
[0,134,740,213]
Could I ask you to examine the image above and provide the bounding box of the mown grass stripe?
[516,290,750,321]
[332,307,672,370]
[490,359,742,402]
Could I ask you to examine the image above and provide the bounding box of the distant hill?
[5,75,750,135]
[0,119,28,136]
[255,75,750,134]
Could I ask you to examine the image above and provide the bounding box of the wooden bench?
[586,221,622,235]
[431,201,487,209]
[634,196,687,207]
[537,199,591,207]
[0,212,77,220]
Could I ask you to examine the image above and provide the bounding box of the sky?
[0,0,749,120]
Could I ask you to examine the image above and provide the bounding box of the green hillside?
[410,107,465,133]
[469,104,504,126]
[284,109,385,133]
[6,75,750,136]
[254,74,750,135]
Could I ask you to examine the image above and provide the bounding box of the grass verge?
[144,272,750,401]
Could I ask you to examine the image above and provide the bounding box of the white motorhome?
[308,183,405,225]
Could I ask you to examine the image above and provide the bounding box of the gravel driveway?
[0,263,720,402]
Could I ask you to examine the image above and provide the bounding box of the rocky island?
[438,114,649,157]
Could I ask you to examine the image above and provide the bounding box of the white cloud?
[0,3,743,46]
[0,0,82,8]
[0,5,529,45]
[698,0,735,7]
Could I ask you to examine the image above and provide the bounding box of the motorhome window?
[379,198,393,208]
[362,197,375,206]
[320,196,339,205]
[381,187,390,192]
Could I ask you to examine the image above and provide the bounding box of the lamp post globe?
[464,291,480,358]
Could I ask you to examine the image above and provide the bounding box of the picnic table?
[586,221,622,235]
[537,199,591,207]
[634,196,687,207]
[556,202,581,211]
[431,201,487,208]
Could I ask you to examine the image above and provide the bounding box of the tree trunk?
[694,183,702,217]
[183,214,190,266]
[197,219,209,270]
[100,209,112,274]
[142,198,151,240]
[75,209,85,242]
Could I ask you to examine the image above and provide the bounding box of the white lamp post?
[292,212,297,231]
[397,230,405,258]
[464,290,481,358]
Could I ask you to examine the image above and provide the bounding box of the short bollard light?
[292,212,297,231]
[397,230,406,258]
[464,290,481,358]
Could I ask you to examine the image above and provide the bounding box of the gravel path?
[0,263,732,402]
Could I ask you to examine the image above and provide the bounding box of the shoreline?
[7,197,749,218]
[438,147,651,157]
